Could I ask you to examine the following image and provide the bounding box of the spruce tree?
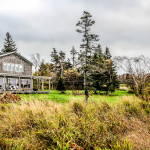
[56,77,66,93]
[104,60,120,95]
[76,11,99,102]
[104,47,112,60]
[50,48,59,63]
[2,32,17,53]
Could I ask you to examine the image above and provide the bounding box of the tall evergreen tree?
[92,44,103,65]
[103,60,120,95]
[76,11,99,102]
[50,48,59,64]
[2,32,17,53]
[70,46,77,68]
[50,48,66,78]
[56,77,66,93]
[64,58,72,70]
[104,47,111,60]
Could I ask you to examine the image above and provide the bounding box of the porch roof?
[0,73,51,80]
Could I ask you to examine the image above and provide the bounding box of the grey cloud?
[0,0,150,62]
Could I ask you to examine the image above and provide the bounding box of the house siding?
[0,53,32,75]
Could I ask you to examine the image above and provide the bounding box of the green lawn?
[19,90,134,103]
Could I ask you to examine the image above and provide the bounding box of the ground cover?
[19,90,134,103]
[0,96,149,149]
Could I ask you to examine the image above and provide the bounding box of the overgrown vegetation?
[0,97,149,150]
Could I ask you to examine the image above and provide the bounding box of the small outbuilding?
[0,51,51,94]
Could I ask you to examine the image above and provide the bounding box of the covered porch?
[0,73,51,94]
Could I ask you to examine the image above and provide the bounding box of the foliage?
[1,32,17,53]
[0,97,149,149]
[104,47,112,60]
[56,77,66,93]
[76,11,99,101]
[114,55,150,95]
[0,92,21,103]
[64,69,81,90]
[141,82,150,101]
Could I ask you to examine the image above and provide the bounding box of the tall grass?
[0,96,149,150]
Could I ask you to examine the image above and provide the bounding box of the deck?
[0,90,50,94]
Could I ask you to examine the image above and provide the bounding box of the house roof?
[0,51,33,65]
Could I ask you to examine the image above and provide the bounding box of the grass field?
[19,90,134,103]
[0,94,149,149]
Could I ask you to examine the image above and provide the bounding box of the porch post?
[3,76,6,91]
[42,79,44,91]
[18,76,21,91]
[49,79,50,92]
[31,77,33,91]
[37,79,40,90]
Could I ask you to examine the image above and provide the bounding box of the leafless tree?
[114,55,150,94]
[30,53,41,76]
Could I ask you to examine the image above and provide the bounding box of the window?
[11,64,15,72]
[3,62,24,72]
[19,65,23,72]
[3,63,7,71]
[7,63,11,71]
[15,64,19,72]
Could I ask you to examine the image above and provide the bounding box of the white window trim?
[11,63,15,72]
[15,64,19,72]
[19,64,24,72]
[3,63,7,71]
[7,63,11,71]
[3,62,24,72]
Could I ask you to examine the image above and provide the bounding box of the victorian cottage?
[0,51,51,93]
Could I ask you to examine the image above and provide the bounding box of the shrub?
[56,77,66,93]
[0,92,21,103]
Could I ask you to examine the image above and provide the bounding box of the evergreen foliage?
[35,11,120,95]
[56,77,66,93]
[90,47,120,95]
[104,47,112,60]
[76,11,99,101]
[2,32,17,53]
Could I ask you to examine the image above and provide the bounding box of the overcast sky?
[0,0,150,62]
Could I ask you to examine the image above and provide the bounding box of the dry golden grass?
[0,96,149,150]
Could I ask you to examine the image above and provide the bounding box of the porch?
[0,73,51,94]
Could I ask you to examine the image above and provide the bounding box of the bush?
[0,92,21,103]
[56,77,66,93]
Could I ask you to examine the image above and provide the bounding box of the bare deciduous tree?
[114,55,150,94]
[30,53,41,76]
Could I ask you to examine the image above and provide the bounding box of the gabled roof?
[0,51,33,65]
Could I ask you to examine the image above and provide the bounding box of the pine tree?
[2,32,17,53]
[103,59,120,95]
[104,47,112,60]
[76,11,99,102]
[50,48,59,63]
[56,77,66,93]
[65,58,72,70]
[92,44,103,65]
